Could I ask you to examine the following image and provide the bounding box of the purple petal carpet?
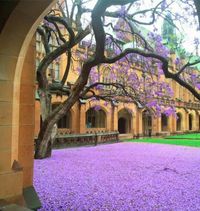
[34,142,200,211]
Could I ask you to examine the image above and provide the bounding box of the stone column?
[157,117,162,135]
[136,109,143,137]
[131,113,136,136]
[0,0,57,203]
[79,103,86,133]
[111,105,118,131]
[152,117,157,136]
[18,41,35,188]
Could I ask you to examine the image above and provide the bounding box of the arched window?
[176,113,182,131]
[118,117,127,134]
[189,114,193,131]
[52,104,71,128]
[86,108,106,128]
[54,63,60,80]
[118,109,132,134]
[102,67,111,83]
[102,67,112,90]
[161,114,168,131]
[142,110,152,136]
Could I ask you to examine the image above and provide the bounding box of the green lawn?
[127,137,200,147]
[166,133,200,139]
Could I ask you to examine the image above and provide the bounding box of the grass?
[166,133,200,139]
[127,137,200,147]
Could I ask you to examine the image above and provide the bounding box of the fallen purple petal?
[34,143,200,210]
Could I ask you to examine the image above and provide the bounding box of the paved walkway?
[34,142,200,211]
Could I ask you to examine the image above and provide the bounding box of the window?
[36,41,41,52]
[36,32,41,41]
[36,58,40,69]
[176,113,182,131]
[161,114,168,131]
[54,63,60,80]
[102,67,112,89]
[86,108,106,128]
[48,63,53,79]
[189,114,193,130]
[52,104,71,128]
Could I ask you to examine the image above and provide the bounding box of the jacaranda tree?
[35,0,200,159]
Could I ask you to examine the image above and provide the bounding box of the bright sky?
[80,0,200,55]
[143,0,200,55]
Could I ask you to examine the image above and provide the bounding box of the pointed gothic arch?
[161,113,168,131]
[142,110,152,136]
[86,107,106,128]
[118,108,132,134]
[176,112,182,131]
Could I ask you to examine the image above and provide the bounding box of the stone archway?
[142,110,152,136]
[176,113,182,131]
[188,113,193,131]
[52,104,72,129]
[118,117,127,134]
[161,114,168,131]
[86,108,106,128]
[118,109,132,134]
[0,0,57,204]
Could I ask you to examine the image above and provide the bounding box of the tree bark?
[35,89,56,159]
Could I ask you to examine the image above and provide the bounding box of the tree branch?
[37,26,50,54]
[175,59,200,76]
[61,50,72,86]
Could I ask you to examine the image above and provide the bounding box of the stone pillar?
[168,116,174,133]
[79,103,86,133]
[152,117,157,136]
[172,115,177,133]
[136,109,143,137]
[0,0,57,203]
[131,113,136,135]
[193,113,197,131]
[183,111,188,132]
[111,106,118,131]
[106,109,111,131]
[18,41,35,188]
[157,117,161,134]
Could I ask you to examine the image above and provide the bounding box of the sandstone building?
[34,32,200,142]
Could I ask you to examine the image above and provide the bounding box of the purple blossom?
[94,104,101,111]
[118,6,127,17]
[163,106,176,116]
[196,83,200,90]
[175,57,180,65]
[194,37,200,46]
[161,0,167,11]
[76,66,81,73]
[146,100,157,107]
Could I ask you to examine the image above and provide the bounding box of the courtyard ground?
[34,142,200,211]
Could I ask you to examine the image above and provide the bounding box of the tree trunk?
[35,123,53,159]
[35,121,58,158]
[34,90,79,158]
[34,89,56,159]
[35,61,92,159]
